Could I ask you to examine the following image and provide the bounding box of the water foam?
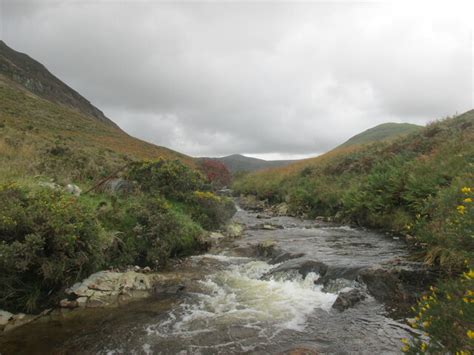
[147,258,337,340]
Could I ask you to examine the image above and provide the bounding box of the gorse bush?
[99,195,205,268]
[188,191,236,230]
[0,183,104,312]
[126,159,205,200]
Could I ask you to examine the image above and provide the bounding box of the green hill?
[200,154,295,173]
[338,122,422,148]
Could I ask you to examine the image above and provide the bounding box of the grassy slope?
[233,111,474,353]
[338,122,422,148]
[0,75,195,183]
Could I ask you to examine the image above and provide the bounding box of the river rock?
[269,259,328,278]
[0,310,13,327]
[332,289,366,311]
[63,270,156,308]
[225,223,244,238]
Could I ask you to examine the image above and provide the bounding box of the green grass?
[338,122,422,148]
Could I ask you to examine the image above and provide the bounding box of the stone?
[0,310,13,326]
[332,289,366,311]
[59,299,78,309]
[102,178,134,195]
[65,183,81,197]
[225,223,244,238]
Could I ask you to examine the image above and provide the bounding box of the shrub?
[100,195,206,268]
[126,159,205,200]
[0,183,105,312]
[188,191,236,230]
[402,271,474,354]
[199,159,232,189]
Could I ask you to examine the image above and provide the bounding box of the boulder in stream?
[332,289,366,311]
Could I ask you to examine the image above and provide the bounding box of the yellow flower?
[401,338,409,344]
[463,297,469,303]
[467,330,474,339]
[457,205,466,214]
[402,345,410,352]
[464,198,473,203]
[461,187,472,194]
[464,269,474,279]
[422,321,430,328]
[421,342,427,351]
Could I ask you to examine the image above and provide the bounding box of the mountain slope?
[201,154,295,173]
[0,40,118,128]
[0,42,194,183]
[338,122,422,148]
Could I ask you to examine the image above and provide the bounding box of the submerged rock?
[332,289,366,311]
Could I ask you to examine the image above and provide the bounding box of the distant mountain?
[200,154,296,173]
[338,122,422,148]
[0,40,118,128]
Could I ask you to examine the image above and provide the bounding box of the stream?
[0,204,422,354]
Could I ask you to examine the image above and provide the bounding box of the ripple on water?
[145,257,338,352]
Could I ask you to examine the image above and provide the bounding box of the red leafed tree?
[199,159,232,189]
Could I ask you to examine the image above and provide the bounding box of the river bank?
[0,202,432,354]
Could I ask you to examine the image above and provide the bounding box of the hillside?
[338,122,422,148]
[201,154,295,173]
[0,41,194,183]
[233,112,474,350]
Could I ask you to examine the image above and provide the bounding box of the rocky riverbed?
[0,202,431,354]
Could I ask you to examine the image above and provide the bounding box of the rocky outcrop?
[61,270,159,309]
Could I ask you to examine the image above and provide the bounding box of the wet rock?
[270,259,328,278]
[225,223,244,238]
[270,252,305,264]
[273,202,289,216]
[65,184,81,197]
[358,268,400,302]
[256,214,271,219]
[0,310,13,327]
[64,270,157,308]
[256,240,278,258]
[332,289,366,311]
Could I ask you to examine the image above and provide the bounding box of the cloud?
[2,0,473,158]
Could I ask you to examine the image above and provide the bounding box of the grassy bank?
[233,112,474,352]
[0,159,235,314]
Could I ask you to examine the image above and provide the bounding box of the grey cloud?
[2,1,473,158]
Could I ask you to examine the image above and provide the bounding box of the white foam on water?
[146,258,338,341]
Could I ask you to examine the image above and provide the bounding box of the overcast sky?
[1,1,473,159]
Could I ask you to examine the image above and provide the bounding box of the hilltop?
[338,122,422,148]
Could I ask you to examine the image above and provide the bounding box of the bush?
[188,191,236,230]
[0,183,105,312]
[126,159,205,200]
[402,271,474,354]
[99,195,206,268]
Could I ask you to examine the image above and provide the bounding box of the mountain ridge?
[0,40,118,128]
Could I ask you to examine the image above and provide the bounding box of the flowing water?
[0,205,419,354]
